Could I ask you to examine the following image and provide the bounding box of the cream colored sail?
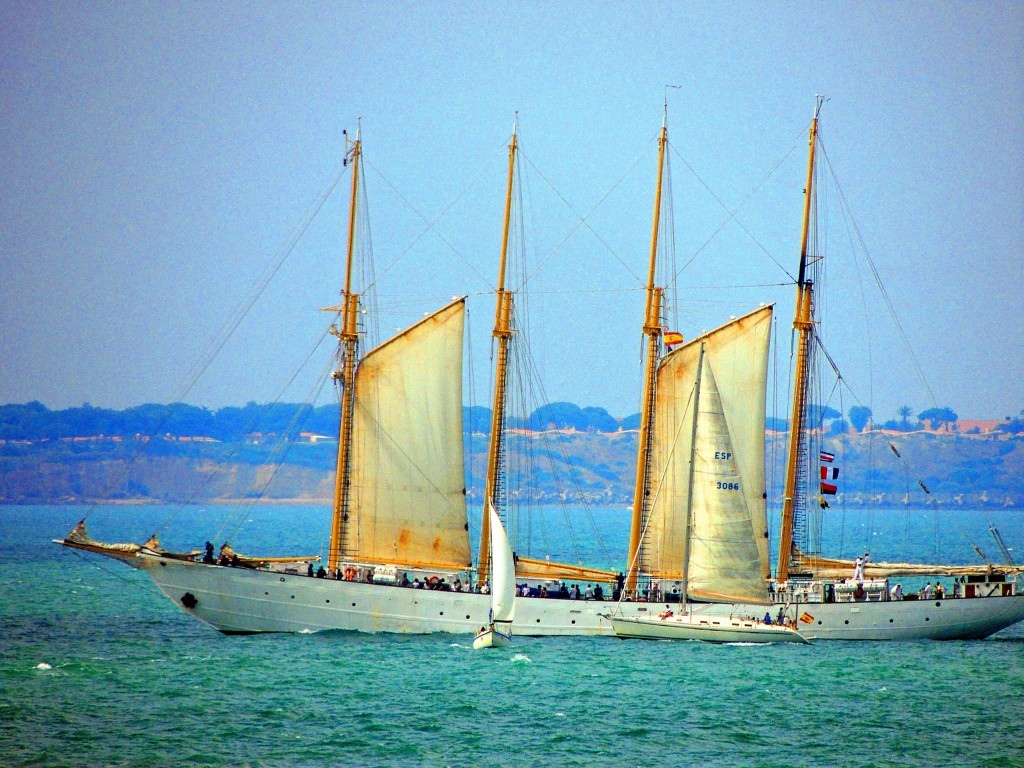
[488,502,516,624]
[348,298,470,569]
[686,357,768,604]
[644,305,773,602]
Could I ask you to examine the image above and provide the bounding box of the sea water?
[2,504,1022,768]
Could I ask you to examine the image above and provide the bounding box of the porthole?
[290,595,295,600]
[280,577,286,582]
[844,620,849,624]
[935,601,941,607]
[817,620,822,625]
[465,615,470,619]
[925,617,930,621]
[571,620,576,625]
[160,562,166,567]
[440,612,444,616]
[264,591,269,596]
[536,618,541,623]
[325,599,331,604]
[889,619,894,623]
[351,602,356,607]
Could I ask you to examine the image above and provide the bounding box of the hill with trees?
[1,401,1022,506]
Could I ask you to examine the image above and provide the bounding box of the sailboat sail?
[686,357,768,604]
[348,298,470,569]
[644,305,773,603]
[488,503,516,624]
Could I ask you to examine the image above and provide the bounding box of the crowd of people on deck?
[199,542,620,598]
[199,540,993,606]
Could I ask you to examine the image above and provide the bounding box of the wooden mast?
[478,118,518,587]
[777,99,823,584]
[328,126,362,574]
[626,110,668,593]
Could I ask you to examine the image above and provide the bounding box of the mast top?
[663,84,681,127]
[814,94,828,119]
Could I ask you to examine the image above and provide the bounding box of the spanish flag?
[799,612,814,624]
[664,331,684,347]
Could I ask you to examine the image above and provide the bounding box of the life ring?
[427,576,440,587]
[343,567,356,581]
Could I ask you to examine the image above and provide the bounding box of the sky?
[2,1,1022,422]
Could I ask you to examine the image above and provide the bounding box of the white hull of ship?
[773,595,1024,641]
[136,557,1024,640]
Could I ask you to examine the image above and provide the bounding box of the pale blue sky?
[2,1,1021,421]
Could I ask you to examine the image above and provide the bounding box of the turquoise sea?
[2,504,1023,768]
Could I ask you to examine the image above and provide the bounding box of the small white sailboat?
[473,503,516,649]
[609,611,809,644]
[606,108,806,645]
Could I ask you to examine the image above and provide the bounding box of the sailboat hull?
[472,624,512,649]
[608,614,809,644]
[135,556,1024,640]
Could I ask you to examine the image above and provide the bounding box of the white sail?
[686,357,769,604]
[348,298,470,569]
[488,502,516,624]
[644,305,773,602]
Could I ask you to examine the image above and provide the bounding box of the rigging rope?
[668,129,804,284]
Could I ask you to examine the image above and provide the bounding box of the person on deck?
[763,612,773,625]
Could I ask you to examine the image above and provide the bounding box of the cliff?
[2,429,1022,506]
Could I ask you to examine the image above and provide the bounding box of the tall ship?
[59,107,1024,640]
[59,120,629,635]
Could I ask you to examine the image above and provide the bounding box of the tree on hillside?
[848,405,872,433]
[0,401,49,440]
[829,418,850,436]
[527,402,586,431]
[998,409,1024,435]
[463,406,492,434]
[807,404,841,427]
[918,406,959,431]
[582,406,618,432]
[897,405,913,428]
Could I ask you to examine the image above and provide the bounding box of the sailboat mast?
[328,128,362,574]
[626,112,668,593]
[478,120,518,587]
[680,343,706,604]
[777,100,822,584]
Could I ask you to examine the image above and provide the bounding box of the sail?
[644,305,773,603]
[686,358,768,603]
[514,557,618,584]
[488,502,516,624]
[348,298,470,569]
